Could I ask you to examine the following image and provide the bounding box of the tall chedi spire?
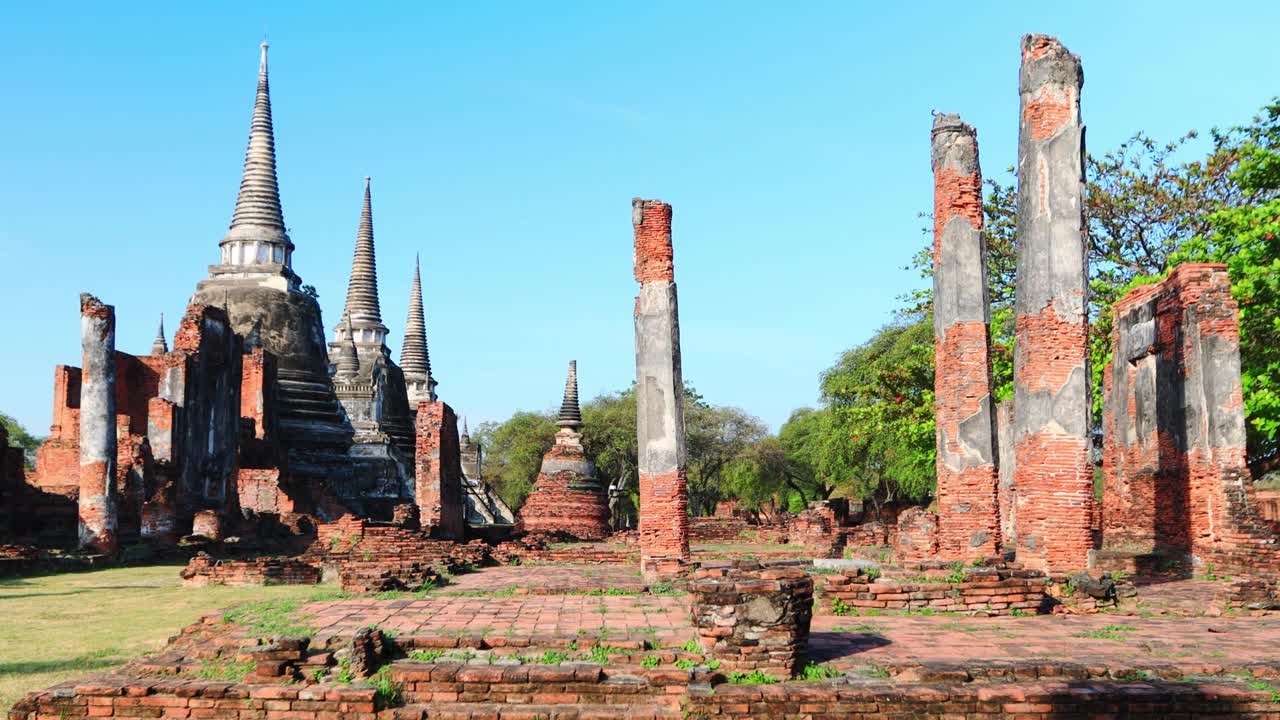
[151,314,168,355]
[336,177,388,347]
[557,360,582,429]
[402,255,438,406]
[220,41,293,270]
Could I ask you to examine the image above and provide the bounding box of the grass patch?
[369,668,402,709]
[222,597,315,636]
[727,670,778,685]
[1074,624,1139,641]
[407,650,445,662]
[0,564,332,710]
[1247,680,1280,702]
[798,662,841,681]
[193,658,254,681]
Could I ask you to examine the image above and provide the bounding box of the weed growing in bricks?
[222,598,314,636]
[798,663,841,681]
[641,656,660,668]
[1247,681,1280,702]
[682,639,701,653]
[727,670,778,685]
[369,668,402,709]
[538,650,569,665]
[831,597,855,616]
[408,650,445,662]
[193,658,254,681]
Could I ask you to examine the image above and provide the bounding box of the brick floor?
[286,565,1280,676]
[441,564,647,594]
[811,613,1280,671]
[302,594,691,645]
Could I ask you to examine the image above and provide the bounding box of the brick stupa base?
[516,444,611,540]
[516,361,611,540]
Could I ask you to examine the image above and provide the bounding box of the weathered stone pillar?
[415,401,465,540]
[633,198,690,577]
[1013,35,1094,571]
[78,293,118,555]
[931,114,1001,560]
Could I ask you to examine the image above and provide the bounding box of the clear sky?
[1,1,1275,436]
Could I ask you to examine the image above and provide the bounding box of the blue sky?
[1,1,1276,436]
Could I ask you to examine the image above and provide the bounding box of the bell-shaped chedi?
[191,42,351,458]
[515,361,611,540]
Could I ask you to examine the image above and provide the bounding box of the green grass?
[407,650,445,662]
[1073,624,1139,641]
[0,564,336,710]
[192,658,254,681]
[798,663,841,681]
[727,670,778,685]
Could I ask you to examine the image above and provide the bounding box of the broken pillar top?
[930,112,979,176]
[632,197,674,284]
[1020,34,1083,93]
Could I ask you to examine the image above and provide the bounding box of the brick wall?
[180,553,320,587]
[414,401,465,540]
[820,565,1050,615]
[1102,264,1280,575]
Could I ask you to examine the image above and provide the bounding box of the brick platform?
[690,561,814,679]
[819,565,1050,616]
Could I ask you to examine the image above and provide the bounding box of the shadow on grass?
[0,651,125,676]
[0,590,90,600]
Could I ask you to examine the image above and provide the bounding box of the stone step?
[402,702,679,719]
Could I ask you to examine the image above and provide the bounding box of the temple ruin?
[2,42,508,554]
[515,361,611,539]
[6,30,1280,720]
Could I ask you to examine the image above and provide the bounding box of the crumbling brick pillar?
[1012,35,1094,571]
[931,113,1001,560]
[1102,264,1275,570]
[690,561,813,680]
[415,401,465,540]
[78,293,119,555]
[633,198,690,577]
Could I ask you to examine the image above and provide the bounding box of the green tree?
[816,319,937,508]
[470,412,555,510]
[1,412,43,470]
[1172,99,1280,469]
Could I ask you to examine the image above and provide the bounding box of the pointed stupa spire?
[223,41,290,251]
[339,177,385,338]
[460,416,470,443]
[400,254,433,379]
[334,314,360,380]
[556,360,582,429]
[151,314,168,355]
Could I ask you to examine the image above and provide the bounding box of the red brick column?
[415,401,465,540]
[931,114,1001,560]
[633,198,690,576]
[1102,264,1276,571]
[78,293,119,556]
[1012,35,1094,571]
